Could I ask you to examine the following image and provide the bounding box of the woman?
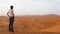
[7,5,15,32]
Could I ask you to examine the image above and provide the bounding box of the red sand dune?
[0,14,60,34]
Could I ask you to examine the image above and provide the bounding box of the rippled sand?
[0,14,60,34]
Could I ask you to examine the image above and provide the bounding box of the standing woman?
[7,5,15,32]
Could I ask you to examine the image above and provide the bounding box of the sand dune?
[40,25,60,32]
[0,14,60,34]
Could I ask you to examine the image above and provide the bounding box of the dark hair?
[10,5,13,9]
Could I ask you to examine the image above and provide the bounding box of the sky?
[0,0,60,16]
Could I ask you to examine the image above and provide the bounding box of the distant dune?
[0,14,60,34]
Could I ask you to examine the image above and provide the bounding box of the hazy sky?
[0,0,60,16]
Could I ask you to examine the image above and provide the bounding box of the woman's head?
[10,5,13,9]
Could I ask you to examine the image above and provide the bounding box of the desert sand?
[0,14,60,34]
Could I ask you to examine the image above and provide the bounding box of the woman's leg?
[9,17,11,31]
[9,17,14,32]
[10,17,14,31]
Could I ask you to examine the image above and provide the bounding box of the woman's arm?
[7,11,9,17]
